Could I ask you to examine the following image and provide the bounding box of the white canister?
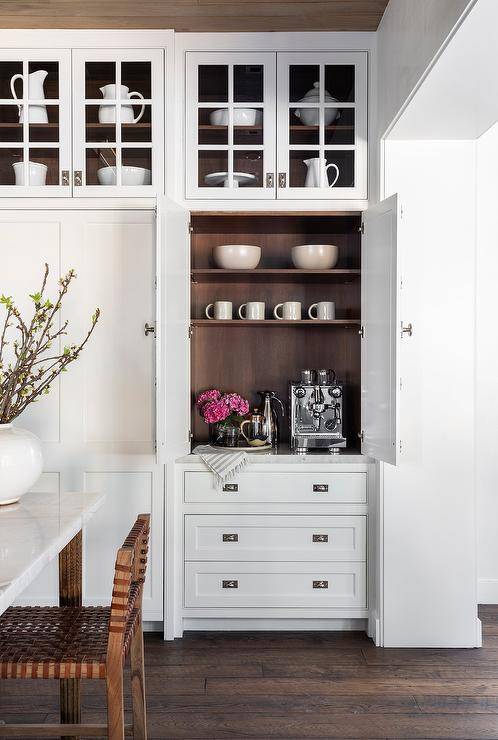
[12,161,47,186]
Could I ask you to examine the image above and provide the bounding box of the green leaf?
[29,292,42,304]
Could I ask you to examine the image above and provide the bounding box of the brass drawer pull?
[313,580,329,589]
[313,484,329,493]
[222,533,239,542]
[222,483,239,492]
[222,579,238,589]
[313,534,329,543]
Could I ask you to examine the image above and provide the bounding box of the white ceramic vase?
[0,424,43,506]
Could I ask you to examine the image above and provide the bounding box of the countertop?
[176,444,372,465]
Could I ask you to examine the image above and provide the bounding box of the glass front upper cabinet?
[276,52,367,200]
[186,52,276,199]
[0,50,71,196]
[72,49,163,196]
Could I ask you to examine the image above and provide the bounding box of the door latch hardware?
[313,534,329,543]
[222,483,239,492]
[222,580,238,589]
[73,170,82,186]
[401,322,413,337]
[359,222,365,235]
[62,170,70,186]
[313,580,329,589]
[359,325,365,338]
[313,484,328,493]
[144,323,155,337]
[358,430,365,443]
[222,533,239,542]
[278,172,287,188]
[266,172,274,188]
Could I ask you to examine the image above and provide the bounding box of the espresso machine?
[290,369,346,453]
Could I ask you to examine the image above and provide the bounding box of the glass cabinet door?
[0,49,71,196]
[186,52,276,199]
[72,49,163,196]
[276,52,367,200]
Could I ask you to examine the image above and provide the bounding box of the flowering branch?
[0,263,100,424]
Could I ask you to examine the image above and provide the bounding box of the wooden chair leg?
[130,620,147,740]
[106,661,125,740]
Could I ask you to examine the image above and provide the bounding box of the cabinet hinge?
[358,430,364,443]
[359,325,365,339]
[399,439,402,453]
[188,430,193,442]
[359,222,365,235]
[399,376,402,390]
[189,222,193,234]
[188,324,194,339]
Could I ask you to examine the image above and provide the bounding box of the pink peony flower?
[196,389,221,408]
[224,393,249,416]
[202,399,230,424]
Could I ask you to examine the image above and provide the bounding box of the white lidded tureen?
[294,82,340,126]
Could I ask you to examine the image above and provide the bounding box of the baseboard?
[181,617,368,632]
[478,579,498,603]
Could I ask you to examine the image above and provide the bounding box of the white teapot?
[294,82,340,127]
[98,84,145,124]
[10,69,48,123]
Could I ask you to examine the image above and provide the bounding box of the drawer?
[184,471,367,504]
[185,515,366,562]
[185,561,366,608]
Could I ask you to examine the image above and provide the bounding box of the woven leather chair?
[0,513,150,739]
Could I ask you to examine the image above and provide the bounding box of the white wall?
[382,139,478,646]
[377,0,473,136]
[476,123,498,603]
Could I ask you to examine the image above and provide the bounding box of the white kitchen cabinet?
[2,207,164,622]
[185,50,367,201]
[0,49,71,195]
[0,46,164,196]
[186,51,276,199]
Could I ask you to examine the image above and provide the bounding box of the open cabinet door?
[361,194,400,465]
[156,197,191,460]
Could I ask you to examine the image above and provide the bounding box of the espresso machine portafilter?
[290,369,346,453]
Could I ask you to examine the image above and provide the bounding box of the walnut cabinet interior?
[189,211,362,446]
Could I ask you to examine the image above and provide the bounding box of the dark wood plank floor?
[2,606,498,738]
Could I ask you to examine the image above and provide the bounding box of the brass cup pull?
[222,579,238,589]
[313,484,329,493]
[222,533,239,542]
[313,534,329,543]
[222,483,239,492]
[313,580,329,589]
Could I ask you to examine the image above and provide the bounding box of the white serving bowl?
[291,244,339,270]
[294,107,339,126]
[97,165,151,186]
[213,244,262,270]
[210,108,262,126]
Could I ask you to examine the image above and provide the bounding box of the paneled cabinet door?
[361,194,400,465]
[186,52,276,199]
[276,52,367,200]
[72,49,164,196]
[0,49,71,196]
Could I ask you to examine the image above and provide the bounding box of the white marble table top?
[0,490,105,615]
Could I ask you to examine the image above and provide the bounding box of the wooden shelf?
[191,268,360,284]
[198,124,353,132]
[191,319,360,327]
[86,123,151,128]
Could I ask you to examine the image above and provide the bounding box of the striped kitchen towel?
[194,445,248,490]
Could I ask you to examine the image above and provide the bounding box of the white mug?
[205,301,232,320]
[308,301,336,320]
[274,301,302,320]
[238,302,265,320]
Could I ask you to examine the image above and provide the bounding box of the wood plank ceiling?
[0,0,389,31]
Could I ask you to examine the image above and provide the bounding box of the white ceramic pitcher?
[98,84,145,124]
[303,157,340,188]
[10,69,48,123]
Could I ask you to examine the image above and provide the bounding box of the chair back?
[108,514,150,640]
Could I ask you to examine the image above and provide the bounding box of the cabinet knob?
[222,483,238,492]
[222,579,238,589]
[222,533,239,542]
[313,484,328,493]
[278,172,287,188]
[144,322,155,337]
[401,322,413,337]
[313,534,329,543]
[74,170,82,187]
[313,580,329,589]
